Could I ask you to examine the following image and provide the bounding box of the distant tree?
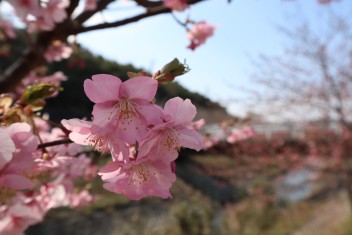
[250,12,352,210]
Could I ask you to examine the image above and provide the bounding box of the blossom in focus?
[61,118,129,160]
[84,74,160,144]
[163,0,188,11]
[99,154,176,200]
[187,21,216,51]
[138,97,203,161]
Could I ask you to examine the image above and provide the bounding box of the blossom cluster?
[63,74,203,200]
[199,122,256,150]
[0,120,95,235]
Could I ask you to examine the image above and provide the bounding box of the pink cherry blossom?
[84,74,161,144]
[85,0,98,11]
[138,97,203,161]
[193,118,205,130]
[98,155,176,200]
[16,71,67,96]
[44,41,72,62]
[0,123,38,190]
[227,126,256,144]
[6,0,40,19]
[202,133,220,150]
[163,0,188,11]
[61,118,129,160]
[68,190,95,208]
[187,21,216,51]
[42,0,70,24]
[0,195,44,235]
[0,19,16,39]
[0,129,15,170]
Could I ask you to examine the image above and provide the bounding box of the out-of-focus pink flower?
[187,21,216,51]
[227,126,255,144]
[0,19,16,39]
[0,195,44,235]
[84,74,161,144]
[193,118,205,130]
[44,40,72,62]
[42,0,70,24]
[0,129,15,170]
[6,0,40,19]
[203,133,220,150]
[163,0,188,11]
[84,0,98,11]
[0,123,38,190]
[99,155,176,200]
[68,190,95,208]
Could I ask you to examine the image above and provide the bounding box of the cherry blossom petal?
[177,127,203,151]
[164,97,197,125]
[0,174,34,190]
[100,158,176,200]
[120,76,157,101]
[0,129,15,169]
[84,74,121,103]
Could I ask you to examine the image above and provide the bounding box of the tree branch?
[134,0,164,8]
[74,0,116,25]
[37,138,73,149]
[74,0,206,34]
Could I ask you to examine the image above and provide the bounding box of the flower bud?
[153,58,189,84]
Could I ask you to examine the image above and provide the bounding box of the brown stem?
[37,138,73,149]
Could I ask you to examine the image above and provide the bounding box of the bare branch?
[134,0,164,8]
[74,0,116,25]
[37,138,73,149]
[74,0,206,34]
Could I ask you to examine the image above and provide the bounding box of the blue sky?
[77,0,352,117]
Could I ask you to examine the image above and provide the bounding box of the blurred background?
[2,0,352,234]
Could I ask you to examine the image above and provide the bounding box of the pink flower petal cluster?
[187,21,216,51]
[0,19,16,39]
[226,126,256,144]
[6,0,40,19]
[6,0,69,32]
[44,41,72,62]
[0,120,97,235]
[85,0,98,11]
[0,123,38,190]
[0,195,44,235]
[63,74,203,200]
[163,0,189,12]
[15,71,67,96]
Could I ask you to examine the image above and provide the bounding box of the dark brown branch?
[37,138,73,149]
[74,0,206,34]
[75,0,116,25]
[134,0,164,8]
